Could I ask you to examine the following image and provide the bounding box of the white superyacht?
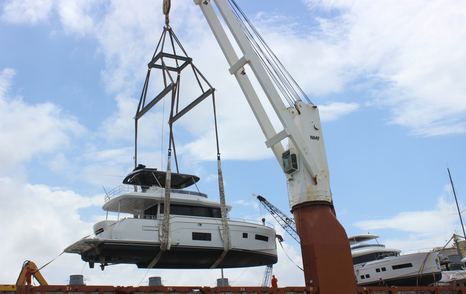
[65,165,278,270]
[351,234,442,286]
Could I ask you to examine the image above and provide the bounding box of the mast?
[448,168,466,240]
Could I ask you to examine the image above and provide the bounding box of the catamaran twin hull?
[65,214,278,269]
[67,239,277,269]
[65,168,278,269]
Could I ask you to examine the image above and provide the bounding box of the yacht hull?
[73,239,277,269]
[358,272,442,287]
[354,251,442,286]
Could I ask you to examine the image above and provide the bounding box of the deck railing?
[104,185,207,202]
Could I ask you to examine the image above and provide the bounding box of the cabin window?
[360,275,365,279]
[392,263,412,270]
[381,267,386,271]
[255,234,269,242]
[352,251,398,265]
[243,233,248,238]
[160,204,221,218]
[365,274,370,278]
[376,268,380,273]
[192,232,211,241]
[143,205,158,219]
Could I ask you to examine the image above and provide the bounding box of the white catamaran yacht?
[350,234,442,286]
[65,165,278,269]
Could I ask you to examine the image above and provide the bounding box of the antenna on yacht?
[102,186,110,220]
[448,168,466,240]
[192,177,201,194]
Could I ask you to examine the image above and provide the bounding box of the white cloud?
[56,0,96,36]
[8,0,359,163]
[319,102,359,121]
[0,68,15,97]
[0,176,101,283]
[305,0,466,136]
[1,0,53,24]
[101,94,138,141]
[354,194,462,253]
[1,0,95,34]
[0,68,85,171]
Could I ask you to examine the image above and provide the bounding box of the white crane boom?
[195,0,331,207]
[193,0,357,292]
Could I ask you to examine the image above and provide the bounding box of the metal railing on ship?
[104,185,207,202]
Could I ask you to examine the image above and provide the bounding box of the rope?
[30,231,95,275]
[227,0,314,106]
[210,92,231,269]
[34,251,65,273]
[278,240,303,272]
[137,267,152,286]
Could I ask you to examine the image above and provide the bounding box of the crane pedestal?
[293,202,357,293]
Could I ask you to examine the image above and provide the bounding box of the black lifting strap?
[210,92,231,269]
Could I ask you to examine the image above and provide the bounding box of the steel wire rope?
[228,4,296,107]
[278,240,304,272]
[31,229,100,275]
[137,268,152,286]
[160,86,167,168]
[228,0,313,106]
[227,0,297,105]
[228,0,309,104]
[231,7,301,107]
[235,4,312,105]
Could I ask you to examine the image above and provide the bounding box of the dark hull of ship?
[358,272,442,287]
[80,240,277,269]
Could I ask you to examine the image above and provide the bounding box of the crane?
[16,260,48,287]
[191,0,357,292]
[256,194,300,244]
[261,264,273,287]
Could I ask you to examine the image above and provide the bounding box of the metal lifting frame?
[134,23,231,268]
[194,0,325,187]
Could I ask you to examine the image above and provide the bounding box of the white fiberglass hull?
[65,215,277,269]
[355,251,442,286]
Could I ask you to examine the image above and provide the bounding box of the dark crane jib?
[256,195,300,244]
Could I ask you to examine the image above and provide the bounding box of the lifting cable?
[278,239,304,272]
[34,251,65,274]
[227,0,313,107]
[25,231,95,276]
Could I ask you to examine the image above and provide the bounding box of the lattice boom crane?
[256,195,300,244]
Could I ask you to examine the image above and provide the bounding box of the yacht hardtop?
[123,165,200,188]
[350,234,401,264]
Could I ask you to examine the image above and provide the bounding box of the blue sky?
[1,0,466,286]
